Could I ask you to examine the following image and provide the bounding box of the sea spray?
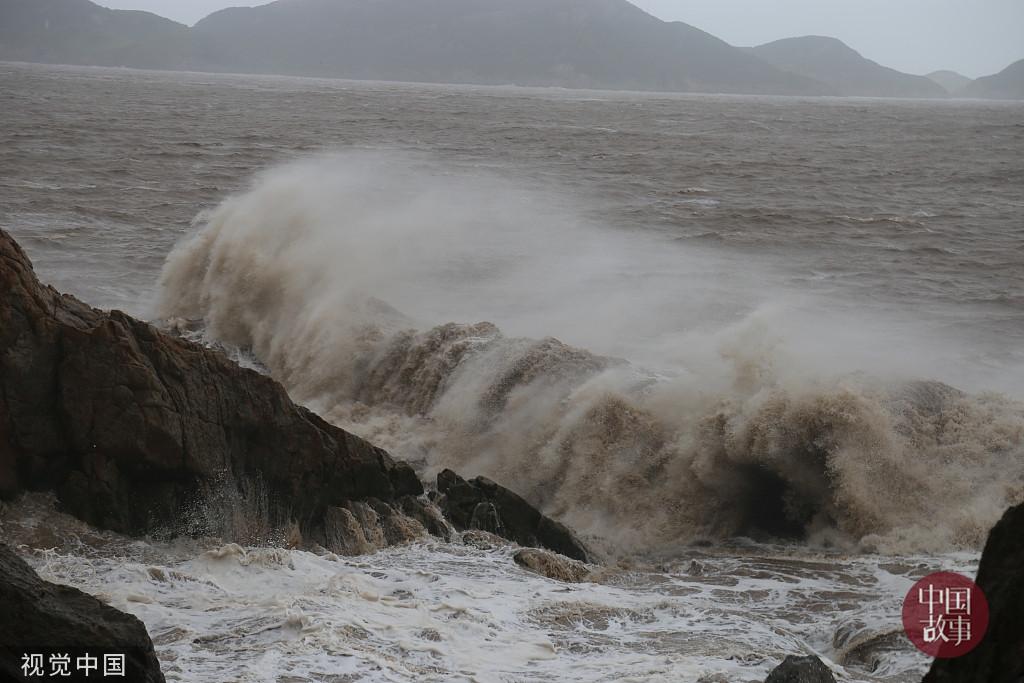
[157,153,1024,556]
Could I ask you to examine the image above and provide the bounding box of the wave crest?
[157,155,1024,555]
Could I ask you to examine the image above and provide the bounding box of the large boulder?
[0,228,421,545]
[924,502,1024,682]
[764,655,836,683]
[435,469,590,561]
[0,544,164,682]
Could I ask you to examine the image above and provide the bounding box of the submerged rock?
[764,655,836,683]
[435,469,590,562]
[0,544,164,682]
[461,529,512,551]
[0,228,421,544]
[513,548,591,583]
[924,502,1024,683]
[696,675,730,683]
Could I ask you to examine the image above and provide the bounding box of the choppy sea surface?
[2,61,1024,682]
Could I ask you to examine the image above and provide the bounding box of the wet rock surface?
[763,654,836,682]
[0,544,165,682]
[322,497,439,555]
[0,228,421,543]
[924,502,1024,683]
[434,468,590,562]
[513,548,592,583]
[1,228,591,561]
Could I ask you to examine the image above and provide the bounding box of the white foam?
[22,536,965,683]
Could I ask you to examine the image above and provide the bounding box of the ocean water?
[2,61,1024,681]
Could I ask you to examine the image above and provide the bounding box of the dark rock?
[513,548,591,583]
[397,495,452,541]
[469,502,503,535]
[365,498,427,546]
[924,502,1024,683]
[435,470,494,531]
[687,560,707,576]
[324,504,377,556]
[0,544,164,682]
[0,228,421,546]
[764,655,836,683]
[435,469,590,562]
[321,499,429,556]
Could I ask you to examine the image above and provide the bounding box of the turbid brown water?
[1,60,1023,682]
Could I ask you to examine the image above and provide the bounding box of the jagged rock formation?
[0,544,165,682]
[924,502,1024,682]
[435,469,591,561]
[0,227,422,547]
[322,497,452,555]
[0,228,590,561]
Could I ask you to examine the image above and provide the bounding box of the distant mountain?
[748,36,947,98]
[961,59,1024,100]
[189,0,828,95]
[0,0,193,70]
[926,70,973,94]
[0,0,831,95]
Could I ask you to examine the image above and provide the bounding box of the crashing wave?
[156,154,1024,555]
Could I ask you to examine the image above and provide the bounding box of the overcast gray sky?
[98,0,1023,78]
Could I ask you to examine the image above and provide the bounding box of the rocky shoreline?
[0,227,586,557]
[0,226,596,677]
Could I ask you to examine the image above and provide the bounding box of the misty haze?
[1,1,1023,682]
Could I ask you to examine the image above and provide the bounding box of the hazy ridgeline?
[2,0,1022,98]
